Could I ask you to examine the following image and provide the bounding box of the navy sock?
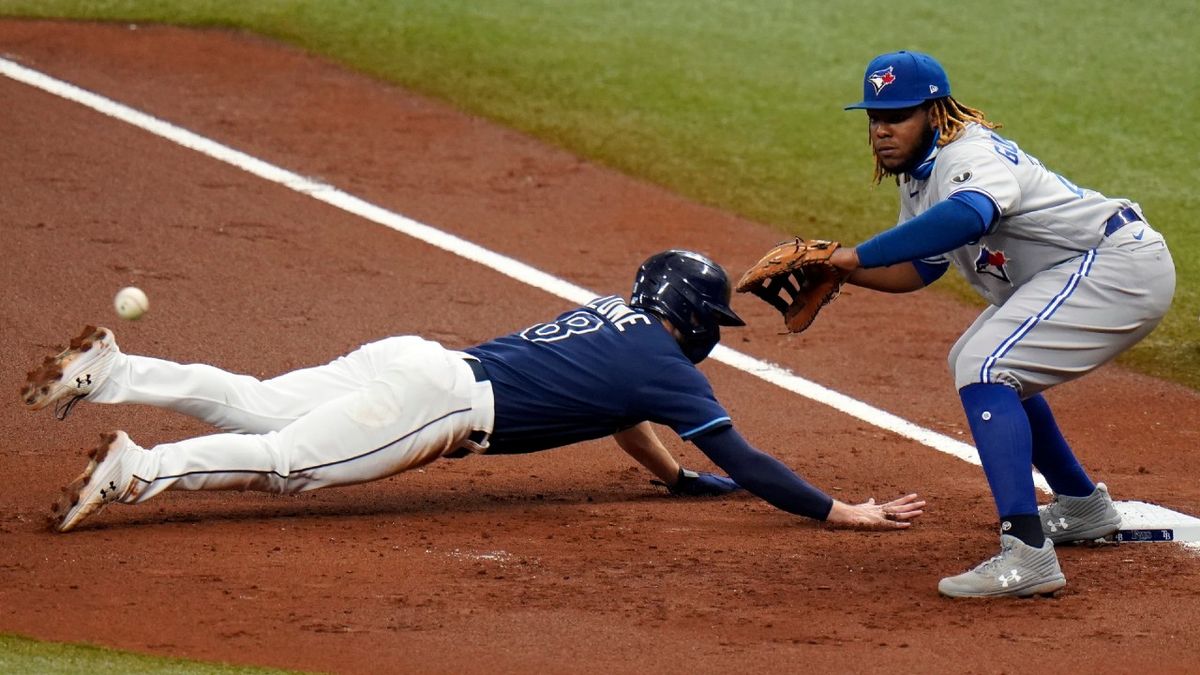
[1023,394,1095,497]
[959,383,1039,522]
[1000,513,1045,548]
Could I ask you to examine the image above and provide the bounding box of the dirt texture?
[1,20,1198,674]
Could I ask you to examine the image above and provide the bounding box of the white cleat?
[50,431,145,533]
[22,325,119,420]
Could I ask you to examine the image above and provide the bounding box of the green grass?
[1,0,1197,388]
[0,633,301,673]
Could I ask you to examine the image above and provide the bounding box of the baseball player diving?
[830,51,1175,597]
[24,250,924,534]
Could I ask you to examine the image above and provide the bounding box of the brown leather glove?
[736,238,846,333]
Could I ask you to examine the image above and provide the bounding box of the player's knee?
[946,336,973,380]
[951,351,1023,393]
[951,350,981,389]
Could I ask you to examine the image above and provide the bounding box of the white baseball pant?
[87,336,495,501]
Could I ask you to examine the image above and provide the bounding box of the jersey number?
[521,311,604,343]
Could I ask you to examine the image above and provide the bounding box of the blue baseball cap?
[844,50,950,110]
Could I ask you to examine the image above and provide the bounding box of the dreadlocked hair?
[871,96,1001,184]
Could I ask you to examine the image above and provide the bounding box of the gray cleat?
[939,534,1067,598]
[1040,482,1122,544]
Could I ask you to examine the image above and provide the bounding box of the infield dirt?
[1,20,1198,673]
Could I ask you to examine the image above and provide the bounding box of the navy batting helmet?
[630,250,745,363]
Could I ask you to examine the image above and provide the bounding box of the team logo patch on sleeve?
[951,171,973,184]
[868,66,896,95]
[974,246,1012,283]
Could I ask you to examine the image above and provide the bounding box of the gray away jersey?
[899,122,1161,306]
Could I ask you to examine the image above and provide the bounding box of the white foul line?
[12,56,1196,535]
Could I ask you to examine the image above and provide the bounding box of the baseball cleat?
[51,431,145,533]
[21,325,119,419]
[1039,482,1122,544]
[938,535,1066,599]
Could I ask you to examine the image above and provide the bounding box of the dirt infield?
[1,20,1198,673]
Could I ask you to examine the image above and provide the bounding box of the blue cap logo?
[867,66,897,95]
[845,51,951,110]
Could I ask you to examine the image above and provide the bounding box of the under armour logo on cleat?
[997,570,1022,588]
[1046,517,1069,532]
[99,480,117,500]
[75,374,92,388]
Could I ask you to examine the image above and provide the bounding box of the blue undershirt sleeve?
[856,190,998,269]
[911,258,950,285]
[691,426,834,520]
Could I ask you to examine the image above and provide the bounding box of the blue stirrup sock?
[959,383,1045,546]
[1023,393,1096,498]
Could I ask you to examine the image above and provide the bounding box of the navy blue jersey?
[465,296,731,454]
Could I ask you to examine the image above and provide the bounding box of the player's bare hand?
[828,246,861,273]
[825,493,925,530]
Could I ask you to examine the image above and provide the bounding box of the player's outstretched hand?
[825,493,925,530]
[653,468,742,497]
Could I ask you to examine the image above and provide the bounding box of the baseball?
[114,286,149,320]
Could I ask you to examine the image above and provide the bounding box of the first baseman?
[24,250,923,533]
[831,51,1176,597]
